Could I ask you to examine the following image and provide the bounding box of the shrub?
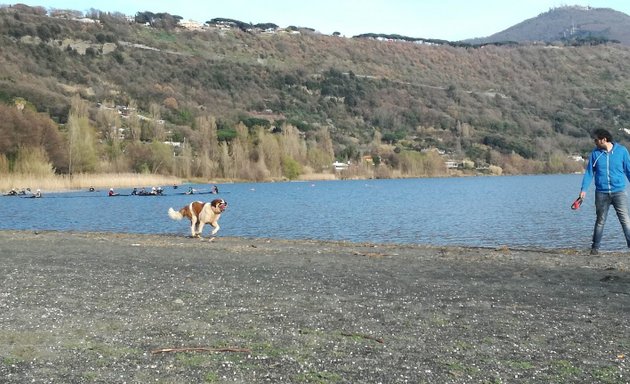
[282,156,301,179]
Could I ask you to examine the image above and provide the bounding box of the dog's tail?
[168,207,184,221]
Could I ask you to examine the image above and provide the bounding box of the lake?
[0,174,621,251]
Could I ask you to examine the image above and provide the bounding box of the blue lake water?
[0,174,622,251]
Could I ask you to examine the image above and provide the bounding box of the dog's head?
[210,198,228,213]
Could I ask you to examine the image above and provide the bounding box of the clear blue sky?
[8,1,630,40]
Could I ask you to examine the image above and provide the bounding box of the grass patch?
[445,361,481,378]
[453,340,474,351]
[550,359,582,378]
[82,371,99,381]
[430,314,449,327]
[294,370,343,383]
[204,371,220,383]
[591,366,623,383]
[176,352,210,368]
[507,360,535,370]
[2,356,23,366]
[0,330,54,360]
[250,341,287,358]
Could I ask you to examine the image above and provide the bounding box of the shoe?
[590,248,599,255]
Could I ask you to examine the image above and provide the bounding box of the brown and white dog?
[168,198,227,238]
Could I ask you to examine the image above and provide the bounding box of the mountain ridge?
[466,5,630,45]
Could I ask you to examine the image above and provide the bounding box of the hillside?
[468,6,630,45]
[1,4,630,180]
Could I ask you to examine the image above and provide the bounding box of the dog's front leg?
[210,222,220,235]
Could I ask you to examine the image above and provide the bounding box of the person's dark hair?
[593,128,613,142]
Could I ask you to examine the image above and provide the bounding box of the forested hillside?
[1,4,630,180]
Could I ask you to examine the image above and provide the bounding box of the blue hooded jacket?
[581,142,630,193]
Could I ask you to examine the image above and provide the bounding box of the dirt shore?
[0,230,628,383]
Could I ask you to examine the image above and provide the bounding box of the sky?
[8,0,630,41]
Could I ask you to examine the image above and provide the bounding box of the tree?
[306,126,334,171]
[126,100,141,142]
[193,115,219,178]
[230,122,252,179]
[280,123,307,163]
[218,141,232,179]
[175,140,192,178]
[149,102,165,142]
[148,141,173,174]
[66,96,98,174]
[96,102,125,172]
[257,128,281,177]
[13,146,54,176]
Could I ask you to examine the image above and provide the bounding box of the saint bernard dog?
[168,198,227,238]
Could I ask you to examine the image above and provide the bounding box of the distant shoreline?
[0,172,341,194]
[0,170,584,194]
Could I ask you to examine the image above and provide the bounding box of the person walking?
[579,128,630,254]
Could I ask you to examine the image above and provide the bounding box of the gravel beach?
[0,230,629,383]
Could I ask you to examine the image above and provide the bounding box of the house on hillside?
[445,160,459,169]
[332,161,350,171]
[74,17,98,24]
[178,19,204,31]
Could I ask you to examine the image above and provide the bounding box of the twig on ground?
[352,251,388,258]
[341,332,384,343]
[151,347,251,355]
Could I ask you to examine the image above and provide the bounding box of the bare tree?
[280,123,307,162]
[95,101,125,171]
[307,126,334,172]
[149,102,165,142]
[176,140,192,179]
[126,100,141,142]
[67,96,98,174]
[194,115,219,178]
[257,128,280,177]
[218,141,232,179]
